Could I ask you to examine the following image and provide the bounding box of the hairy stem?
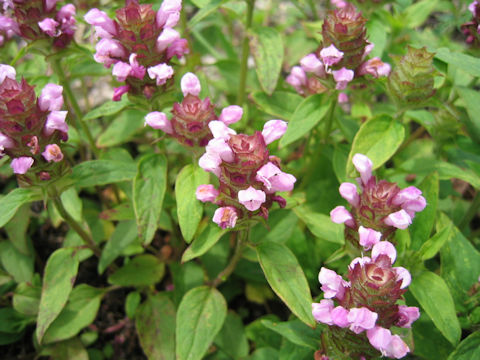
[212,229,248,287]
[236,0,255,106]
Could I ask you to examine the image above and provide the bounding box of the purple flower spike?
[196,184,219,203]
[396,305,420,328]
[261,120,287,145]
[318,267,346,300]
[219,105,243,125]
[330,206,355,228]
[156,28,180,52]
[180,72,201,97]
[38,84,63,112]
[339,182,359,207]
[238,186,266,211]
[256,162,296,193]
[352,153,373,185]
[320,44,344,67]
[358,226,382,250]
[11,156,34,174]
[145,112,173,134]
[393,266,412,289]
[38,18,59,37]
[371,241,397,264]
[332,67,354,90]
[44,111,68,137]
[384,209,412,229]
[147,63,174,86]
[312,299,334,325]
[213,206,238,229]
[0,64,16,83]
[42,144,63,162]
[84,8,117,38]
[347,307,378,334]
[300,53,325,77]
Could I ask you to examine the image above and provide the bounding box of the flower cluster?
[0,64,69,183]
[196,119,296,229]
[331,154,426,249]
[145,72,242,147]
[85,0,188,101]
[286,4,390,100]
[462,1,480,45]
[313,240,419,359]
[0,0,76,48]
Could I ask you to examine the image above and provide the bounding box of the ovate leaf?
[108,255,165,287]
[72,160,136,187]
[176,286,227,360]
[0,188,41,228]
[447,331,480,360]
[83,98,131,121]
[250,91,303,120]
[182,223,227,263]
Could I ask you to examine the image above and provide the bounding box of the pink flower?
[213,206,238,229]
[112,61,132,82]
[332,67,354,90]
[358,226,382,250]
[286,66,307,93]
[38,84,63,112]
[0,132,14,149]
[396,305,420,328]
[331,306,350,327]
[128,54,146,79]
[238,186,266,211]
[44,111,68,137]
[156,0,182,28]
[261,120,287,145]
[318,267,346,300]
[392,186,423,205]
[84,8,117,38]
[156,28,180,52]
[113,85,130,101]
[352,153,373,185]
[180,72,201,97]
[312,299,334,325]
[357,58,391,78]
[300,54,325,77]
[196,184,219,203]
[42,144,63,162]
[384,209,412,229]
[94,39,127,67]
[11,157,34,174]
[347,307,378,334]
[320,44,344,67]
[0,15,20,39]
[208,120,236,140]
[371,241,397,264]
[330,206,355,228]
[339,182,359,207]
[167,39,189,60]
[386,335,410,359]
[338,92,349,104]
[0,64,16,84]
[349,256,372,269]
[45,0,59,12]
[148,64,174,86]
[219,105,243,125]
[199,152,221,177]
[206,138,234,162]
[256,162,296,193]
[144,112,173,134]
[393,267,412,289]
[38,18,59,37]
[367,326,392,355]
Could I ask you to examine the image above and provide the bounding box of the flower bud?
[196,184,219,203]
[339,182,359,207]
[261,120,287,145]
[38,18,59,37]
[330,206,355,228]
[42,143,63,162]
[352,153,372,185]
[85,8,118,37]
[384,210,412,229]
[358,226,381,250]
[180,72,201,97]
[300,53,325,77]
[396,305,420,328]
[213,206,238,229]
[11,156,34,174]
[219,105,243,125]
[38,84,63,111]
[145,112,173,134]
[156,28,180,52]
[0,64,16,83]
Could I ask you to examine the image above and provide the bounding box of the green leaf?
[5,204,30,255]
[280,94,330,147]
[175,164,209,243]
[83,98,131,121]
[43,285,104,344]
[98,220,138,274]
[214,312,249,359]
[402,0,438,28]
[72,160,137,187]
[261,319,321,350]
[189,0,222,27]
[435,48,480,78]
[41,338,89,360]
[125,291,141,319]
[410,271,461,346]
[409,172,439,250]
[435,161,480,189]
[0,241,34,283]
[294,205,344,244]
[457,87,480,141]
[176,286,227,360]
[447,331,480,360]
[136,293,176,360]
[36,248,79,344]
[250,91,303,119]
[346,115,405,177]
[13,282,41,317]
[256,242,315,327]
[133,154,167,244]
[0,188,41,227]
[97,109,146,148]
[418,223,453,261]
[247,347,279,360]
[108,255,165,287]
[182,223,227,263]
[250,27,284,95]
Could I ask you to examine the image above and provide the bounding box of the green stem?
[50,58,100,158]
[52,196,102,258]
[323,97,337,143]
[211,229,248,287]
[236,0,255,106]
[459,191,480,231]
